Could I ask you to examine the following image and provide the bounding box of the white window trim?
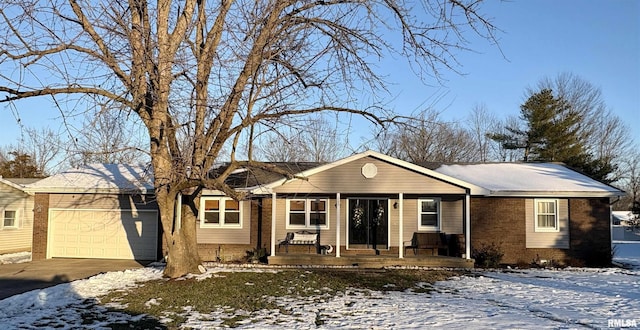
[418,198,440,231]
[1,209,19,230]
[199,197,243,228]
[285,198,330,230]
[534,198,559,232]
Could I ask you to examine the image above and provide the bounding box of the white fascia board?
[0,178,33,195]
[201,189,227,196]
[23,187,153,195]
[485,190,626,198]
[249,150,488,195]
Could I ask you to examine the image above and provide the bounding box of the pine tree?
[490,89,614,182]
[0,151,44,178]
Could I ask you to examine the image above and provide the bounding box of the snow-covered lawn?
[0,244,638,329]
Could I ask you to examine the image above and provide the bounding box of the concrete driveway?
[0,259,152,300]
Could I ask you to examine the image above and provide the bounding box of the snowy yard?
[0,245,638,329]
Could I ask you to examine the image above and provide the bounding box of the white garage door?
[49,209,158,260]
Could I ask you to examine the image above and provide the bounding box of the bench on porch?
[278,230,319,253]
[404,232,449,256]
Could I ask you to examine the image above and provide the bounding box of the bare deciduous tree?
[67,105,149,166]
[0,0,499,277]
[535,72,633,181]
[0,127,64,176]
[616,149,640,211]
[381,109,479,163]
[466,104,500,162]
[256,115,346,162]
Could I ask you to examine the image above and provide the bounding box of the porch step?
[268,254,474,269]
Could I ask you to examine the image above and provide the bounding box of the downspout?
[336,193,341,258]
[399,193,404,259]
[257,198,263,249]
[270,192,276,257]
[465,191,471,259]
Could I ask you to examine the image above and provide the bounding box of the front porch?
[268,254,474,268]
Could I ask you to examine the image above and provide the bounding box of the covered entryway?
[48,209,158,260]
[348,198,389,251]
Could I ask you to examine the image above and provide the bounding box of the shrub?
[245,247,268,264]
[472,242,504,268]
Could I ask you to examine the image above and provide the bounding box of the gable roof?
[248,150,485,194]
[433,162,624,197]
[25,164,154,194]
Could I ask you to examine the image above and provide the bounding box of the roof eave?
[484,190,625,198]
[255,150,485,193]
[24,187,154,195]
[0,178,33,195]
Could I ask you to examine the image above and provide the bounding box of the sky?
[368,0,640,146]
[0,0,639,153]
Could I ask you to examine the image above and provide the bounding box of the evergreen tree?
[0,151,44,178]
[490,89,614,182]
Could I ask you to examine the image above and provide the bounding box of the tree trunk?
[157,188,203,278]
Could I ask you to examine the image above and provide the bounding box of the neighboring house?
[25,151,625,267]
[612,211,640,241]
[25,164,159,261]
[0,177,42,254]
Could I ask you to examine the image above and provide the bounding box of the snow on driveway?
[0,244,638,328]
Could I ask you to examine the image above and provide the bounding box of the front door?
[348,199,388,250]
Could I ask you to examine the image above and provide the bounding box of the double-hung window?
[535,199,559,232]
[2,210,17,229]
[418,198,440,231]
[287,198,328,229]
[200,197,242,228]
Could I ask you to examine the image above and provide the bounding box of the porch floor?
[268,254,474,268]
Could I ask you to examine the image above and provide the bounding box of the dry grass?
[101,268,462,328]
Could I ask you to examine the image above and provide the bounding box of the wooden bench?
[404,232,449,256]
[278,230,319,253]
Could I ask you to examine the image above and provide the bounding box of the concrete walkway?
[0,259,152,300]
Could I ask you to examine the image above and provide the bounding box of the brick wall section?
[260,198,273,254]
[31,193,49,260]
[471,197,612,266]
[470,198,526,264]
[568,198,611,266]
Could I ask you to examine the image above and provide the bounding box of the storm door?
[348,198,389,250]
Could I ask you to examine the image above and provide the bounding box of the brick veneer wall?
[471,197,612,266]
[470,198,527,264]
[32,193,49,260]
[568,198,611,266]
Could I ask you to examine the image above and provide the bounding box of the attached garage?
[49,209,158,260]
[26,164,161,261]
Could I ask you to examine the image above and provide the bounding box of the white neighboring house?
[612,211,640,241]
[0,177,42,254]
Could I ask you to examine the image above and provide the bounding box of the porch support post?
[270,192,277,257]
[465,192,471,259]
[336,193,341,258]
[399,193,404,259]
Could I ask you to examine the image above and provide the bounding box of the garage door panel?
[49,209,158,260]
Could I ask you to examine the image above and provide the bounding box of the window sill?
[200,224,243,229]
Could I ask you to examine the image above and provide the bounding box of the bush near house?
[472,242,504,268]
